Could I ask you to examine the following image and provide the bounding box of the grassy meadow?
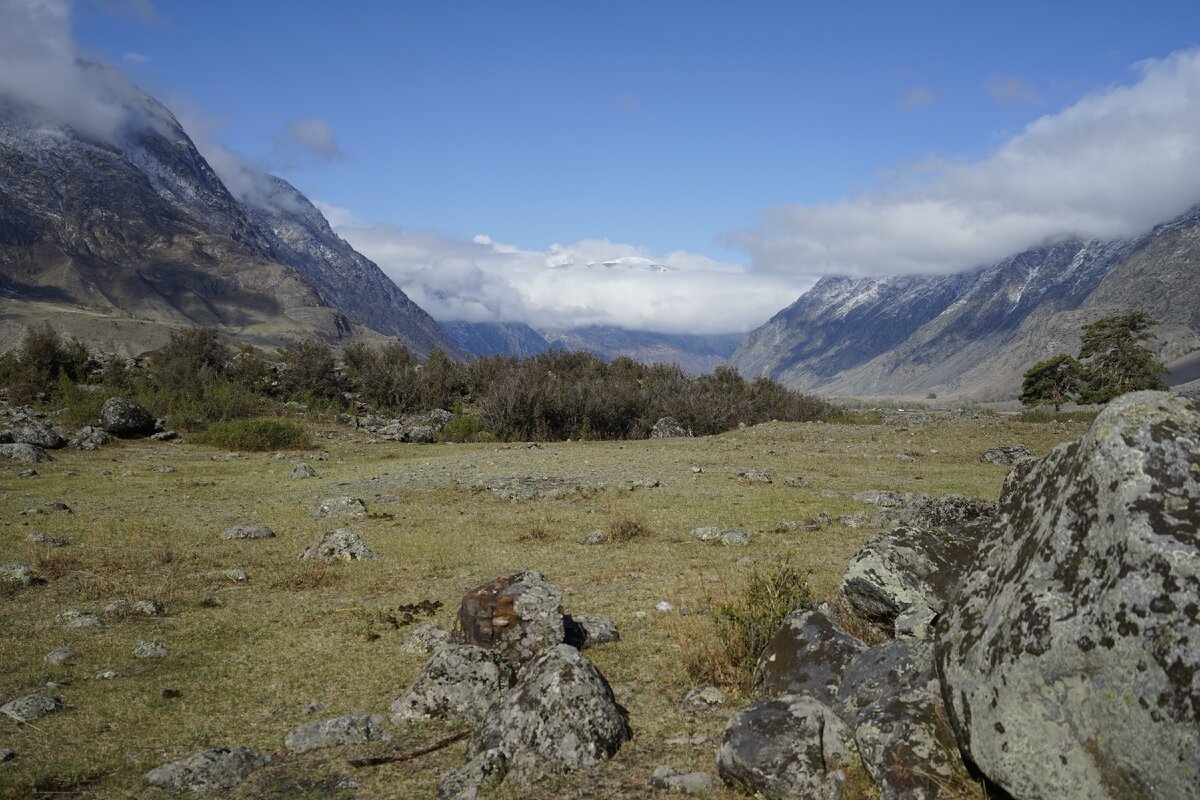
[0,412,1088,799]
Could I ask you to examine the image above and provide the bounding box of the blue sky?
[5,0,1200,333]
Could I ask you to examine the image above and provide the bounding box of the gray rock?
[980,444,1034,465]
[691,526,751,546]
[739,470,773,483]
[26,532,69,546]
[45,647,78,665]
[683,686,727,710]
[55,608,101,628]
[578,529,606,545]
[0,693,63,723]
[903,493,995,531]
[839,522,987,633]
[649,417,692,438]
[290,462,318,479]
[284,714,392,752]
[309,496,367,518]
[465,644,632,781]
[151,429,179,441]
[0,443,51,463]
[937,392,1200,800]
[391,644,516,726]
[132,599,163,616]
[437,748,507,800]
[16,468,36,477]
[144,747,270,792]
[893,602,937,641]
[752,604,868,705]
[132,640,168,659]
[651,765,714,795]
[1,563,37,586]
[566,614,620,649]
[10,419,65,449]
[717,694,851,800]
[852,490,907,507]
[399,623,451,655]
[0,748,13,762]
[100,397,154,437]
[69,426,112,451]
[785,476,808,488]
[454,571,566,667]
[301,528,377,561]
[220,523,275,540]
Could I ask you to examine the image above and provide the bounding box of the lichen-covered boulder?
[717,694,851,800]
[284,714,392,752]
[937,392,1200,800]
[301,528,377,561]
[220,523,275,540]
[752,604,867,705]
[0,693,63,722]
[981,444,1034,465]
[0,443,51,463]
[309,496,367,519]
[144,747,270,792]
[902,493,995,532]
[649,416,692,438]
[839,522,987,635]
[455,571,565,667]
[68,426,111,451]
[391,644,516,725]
[10,419,65,449]
[464,644,631,782]
[99,397,154,437]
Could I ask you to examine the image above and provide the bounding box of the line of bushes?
[0,324,839,441]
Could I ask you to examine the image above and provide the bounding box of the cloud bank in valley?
[730,47,1200,277]
[321,215,812,335]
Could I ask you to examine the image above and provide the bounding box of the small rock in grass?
[55,609,101,628]
[738,470,772,484]
[683,686,727,710]
[651,765,714,795]
[284,714,392,753]
[655,601,675,613]
[26,532,69,546]
[310,496,367,519]
[132,640,168,659]
[399,623,450,656]
[0,748,13,763]
[220,523,275,540]
[0,443,51,463]
[144,747,270,792]
[301,528,377,561]
[1,563,38,586]
[0,693,63,723]
[188,569,250,582]
[290,462,318,479]
[579,529,606,545]
[45,647,78,665]
[17,469,37,478]
[566,615,620,649]
[96,670,119,680]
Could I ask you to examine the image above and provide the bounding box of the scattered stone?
[980,444,1034,465]
[96,670,118,680]
[9,418,65,449]
[0,748,13,763]
[784,476,807,487]
[691,466,703,474]
[144,747,271,792]
[852,490,907,507]
[45,647,78,665]
[938,392,1200,800]
[20,501,71,515]
[463,644,632,783]
[16,468,36,478]
[752,604,868,705]
[454,572,566,667]
[564,614,620,649]
[683,686,727,709]
[578,529,606,545]
[738,470,772,484]
[132,600,163,616]
[310,496,367,519]
[132,640,168,659]
[26,532,69,546]
[100,397,154,438]
[301,528,378,561]
[437,748,507,800]
[151,430,179,441]
[188,569,250,582]
[304,701,325,715]
[55,609,101,628]
[690,525,750,545]
[664,735,712,748]
[651,765,714,795]
[220,523,275,540]
[399,623,451,656]
[391,644,516,726]
[717,694,850,800]
[0,693,63,723]
[69,426,111,451]
[290,462,318,479]
[655,601,675,613]
[148,465,176,473]
[0,443,51,463]
[649,417,692,438]
[284,714,392,753]
[1,563,37,586]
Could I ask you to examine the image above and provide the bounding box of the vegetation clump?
[193,418,311,451]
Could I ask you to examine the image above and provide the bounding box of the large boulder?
[144,747,270,792]
[752,604,867,705]
[0,442,51,463]
[9,418,65,449]
[68,426,112,450]
[455,571,565,667]
[649,416,692,438]
[300,528,377,561]
[99,396,154,437]
[937,392,1200,800]
[716,694,852,800]
[463,644,631,782]
[391,644,516,726]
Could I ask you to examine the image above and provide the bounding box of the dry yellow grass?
[0,413,1086,798]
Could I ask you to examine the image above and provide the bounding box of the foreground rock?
[462,644,632,782]
[752,604,867,705]
[1,563,38,587]
[391,645,516,725]
[100,397,154,437]
[0,443,51,463]
[301,528,377,561]
[144,747,271,792]
[455,571,565,667]
[284,714,392,752]
[717,694,851,800]
[938,392,1200,800]
[9,418,65,449]
[0,693,63,722]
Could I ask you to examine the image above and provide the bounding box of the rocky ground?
[0,405,1099,798]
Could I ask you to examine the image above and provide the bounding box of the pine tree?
[1020,354,1083,411]
[1076,311,1168,403]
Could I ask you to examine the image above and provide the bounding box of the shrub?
[441,406,485,442]
[194,418,311,451]
[146,327,230,392]
[277,339,343,401]
[606,514,653,543]
[0,324,91,402]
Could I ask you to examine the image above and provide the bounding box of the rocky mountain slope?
[540,325,744,375]
[438,321,550,358]
[732,206,1200,399]
[0,80,453,356]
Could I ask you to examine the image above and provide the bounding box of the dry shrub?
[519,527,555,543]
[606,515,652,543]
[32,551,86,580]
[273,562,340,591]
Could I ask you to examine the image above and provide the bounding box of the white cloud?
[732,47,1200,277]
[275,117,343,164]
[331,223,811,335]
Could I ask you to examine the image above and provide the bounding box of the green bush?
[0,324,91,403]
[194,418,311,451]
[441,406,486,442]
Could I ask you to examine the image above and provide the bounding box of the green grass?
[0,413,1087,799]
[193,418,312,451]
